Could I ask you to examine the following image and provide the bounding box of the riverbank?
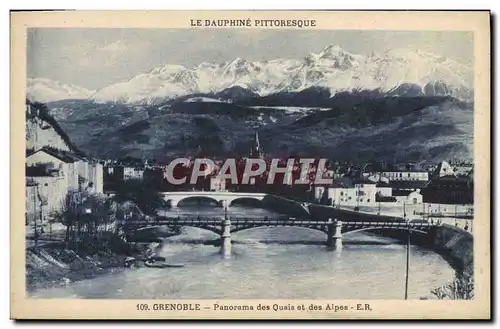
[431,224,474,274]
[26,241,161,293]
[27,244,123,292]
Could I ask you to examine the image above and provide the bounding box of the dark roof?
[363,161,428,173]
[330,181,345,188]
[381,169,428,173]
[433,175,464,181]
[353,178,376,185]
[392,190,414,197]
[388,180,429,189]
[28,147,84,163]
[427,176,472,185]
[376,182,391,187]
[326,176,355,188]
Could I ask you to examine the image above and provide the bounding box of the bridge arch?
[176,224,222,236]
[231,223,328,235]
[343,227,429,236]
[175,196,222,207]
[228,197,264,208]
[132,223,223,236]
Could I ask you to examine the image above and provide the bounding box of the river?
[30,205,455,300]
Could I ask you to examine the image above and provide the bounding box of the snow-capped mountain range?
[27,45,474,104]
[27,78,96,103]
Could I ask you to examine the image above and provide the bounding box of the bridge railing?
[117,217,439,229]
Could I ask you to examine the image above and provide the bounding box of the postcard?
[10,10,490,319]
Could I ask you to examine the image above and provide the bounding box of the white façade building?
[210,176,227,191]
[375,182,392,197]
[380,170,429,181]
[26,148,104,218]
[123,166,144,180]
[392,189,424,204]
[315,179,379,206]
[362,162,429,182]
[26,148,81,190]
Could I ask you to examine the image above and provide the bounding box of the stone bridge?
[161,191,266,208]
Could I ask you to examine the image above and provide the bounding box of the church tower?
[249,130,263,158]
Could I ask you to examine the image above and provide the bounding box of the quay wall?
[429,224,474,272]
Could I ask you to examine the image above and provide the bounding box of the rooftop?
[388,180,429,189]
[27,147,85,164]
[353,178,377,185]
[392,190,414,197]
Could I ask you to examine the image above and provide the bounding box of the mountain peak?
[28,44,474,104]
[382,48,451,63]
[322,44,345,53]
[224,57,250,67]
[150,64,186,75]
[27,78,95,103]
[318,45,351,58]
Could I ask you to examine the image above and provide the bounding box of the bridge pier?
[327,219,342,251]
[220,217,231,259]
[169,199,179,208]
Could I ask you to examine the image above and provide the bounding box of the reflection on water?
[30,205,455,300]
[159,205,283,219]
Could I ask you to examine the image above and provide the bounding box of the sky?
[27,29,474,90]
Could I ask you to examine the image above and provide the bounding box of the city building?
[88,162,104,194]
[432,160,455,179]
[375,182,392,197]
[103,165,124,192]
[123,166,145,180]
[362,162,429,181]
[422,176,473,204]
[392,189,423,204]
[387,180,430,192]
[423,160,474,204]
[26,147,104,220]
[380,170,429,181]
[315,179,378,207]
[452,163,473,177]
[26,174,68,223]
[210,176,227,191]
[26,147,81,192]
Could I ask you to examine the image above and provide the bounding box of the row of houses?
[26,147,104,218]
[25,101,104,222]
[314,179,423,207]
[313,160,473,207]
[100,157,473,205]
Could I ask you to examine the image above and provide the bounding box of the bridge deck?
[119,217,435,229]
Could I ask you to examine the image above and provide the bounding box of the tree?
[113,179,164,217]
[49,192,80,245]
[430,269,474,300]
[49,191,114,250]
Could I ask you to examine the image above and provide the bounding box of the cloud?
[101,39,129,53]
[60,39,148,69]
